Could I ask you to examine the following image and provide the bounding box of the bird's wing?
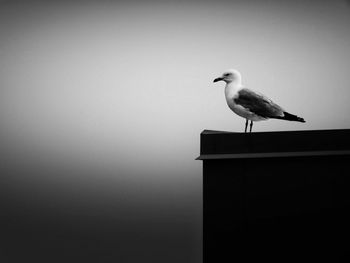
[234,88,284,118]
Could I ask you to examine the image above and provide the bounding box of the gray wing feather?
[234,89,284,118]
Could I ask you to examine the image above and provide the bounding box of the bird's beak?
[213,77,223,83]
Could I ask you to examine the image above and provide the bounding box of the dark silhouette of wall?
[197,129,350,262]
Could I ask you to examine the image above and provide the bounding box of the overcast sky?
[1,0,350,262]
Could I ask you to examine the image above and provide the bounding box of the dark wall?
[200,130,350,262]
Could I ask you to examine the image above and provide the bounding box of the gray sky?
[1,0,350,261]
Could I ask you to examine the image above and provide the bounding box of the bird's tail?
[274,112,305,122]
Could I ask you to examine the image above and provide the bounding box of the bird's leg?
[249,121,253,133]
[244,119,248,133]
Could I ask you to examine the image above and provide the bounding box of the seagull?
[213,69,305,132]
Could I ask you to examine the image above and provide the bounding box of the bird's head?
[213,69,242,85]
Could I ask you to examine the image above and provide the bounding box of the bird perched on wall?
[213,69,305,133]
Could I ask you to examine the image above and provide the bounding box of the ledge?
[197,129,350,160]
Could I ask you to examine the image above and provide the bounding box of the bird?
[213,69,305,133]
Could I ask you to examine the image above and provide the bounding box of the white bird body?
[213,69,305,132]
[224,82,267,122]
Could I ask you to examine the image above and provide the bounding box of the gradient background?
[1,0,350,262]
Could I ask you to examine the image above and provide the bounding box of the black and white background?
[1,0,350,262]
